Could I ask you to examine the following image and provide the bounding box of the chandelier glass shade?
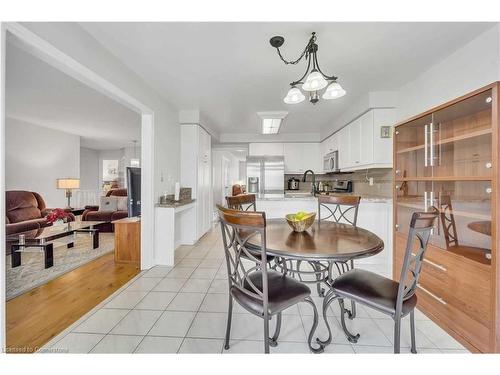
[284,86,305,104]
[270,32,346,104]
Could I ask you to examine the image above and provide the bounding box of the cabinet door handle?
[412,253,447,272]
[429,122,435,167]
[424,124,429,167]
[417,284,447,305]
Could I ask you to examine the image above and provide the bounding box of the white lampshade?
[302,70,328,92]
[57,178,80,189]
[322,82,346,100]
[283,87,305,104]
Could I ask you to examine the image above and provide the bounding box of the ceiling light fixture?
[257,111,288,135]
[270,32,346,105]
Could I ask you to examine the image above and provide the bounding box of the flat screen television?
[126,167,141,217]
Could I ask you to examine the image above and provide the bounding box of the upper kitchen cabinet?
[325,108,395,172]
[249,142,284,156]
[284,143,322,174]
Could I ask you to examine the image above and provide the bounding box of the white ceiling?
[5,35,141,150]
[81,22,495,136]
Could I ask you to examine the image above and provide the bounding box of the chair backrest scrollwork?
[226,194,257,212]
[217,204,268,316]
[317,195,361,226]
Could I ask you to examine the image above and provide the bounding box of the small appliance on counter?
[248,177,260,193]
[331,179,353,193]
[287,177,300,190]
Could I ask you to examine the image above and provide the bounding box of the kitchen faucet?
[302,170,317,196]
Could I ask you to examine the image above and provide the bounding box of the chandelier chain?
[274,33,316,65]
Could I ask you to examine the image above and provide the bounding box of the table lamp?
[57,178,80,209]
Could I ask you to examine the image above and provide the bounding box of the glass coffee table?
[7,221,106,269]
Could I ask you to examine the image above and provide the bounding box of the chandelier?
[269,32,346,104]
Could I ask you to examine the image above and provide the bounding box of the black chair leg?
[410,310,417,354]
[269,312,281,347]
[394,317,401,354]
[224,295,233,350]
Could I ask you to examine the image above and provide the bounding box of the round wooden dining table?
[246,219,384,353]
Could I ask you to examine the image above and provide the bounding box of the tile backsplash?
[285,168,393,197]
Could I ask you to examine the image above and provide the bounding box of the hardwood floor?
[6,252,140,353]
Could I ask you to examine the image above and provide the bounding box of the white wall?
[6,117,80,207]
[79,147,99,191]
[397,24,500,122]
[21,22,180,199]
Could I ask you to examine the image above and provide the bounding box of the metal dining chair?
[217,204,319,353]
[320,208,439,353]
[317,194,361,317]
[226,194,256,211]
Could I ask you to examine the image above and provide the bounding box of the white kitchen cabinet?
[181,124,212,241]
[359,110,374,165]
[337,126,350,170]
[249,143,284,156]
[348,117,361,167]
[284,143,321,174]
[337,108,394,171]
[321,133,338,156]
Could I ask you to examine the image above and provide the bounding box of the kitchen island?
[255,193,393,274]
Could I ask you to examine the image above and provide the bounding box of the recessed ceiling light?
[257,111,288,135]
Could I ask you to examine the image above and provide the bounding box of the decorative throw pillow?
[116,196,128,211]
[99,196,118,211]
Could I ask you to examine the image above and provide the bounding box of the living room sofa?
[82,188,128,232]
[5,190,75,255]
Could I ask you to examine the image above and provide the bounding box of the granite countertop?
[256,193,391,203]
[156,199,196,208]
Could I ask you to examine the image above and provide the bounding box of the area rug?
[5,233,114,300]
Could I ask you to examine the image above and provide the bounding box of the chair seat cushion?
[231,270,310,316]
[332,269,417,317]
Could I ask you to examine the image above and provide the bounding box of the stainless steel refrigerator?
[246,156,284,196]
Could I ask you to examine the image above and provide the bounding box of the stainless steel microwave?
[323,151,339,173]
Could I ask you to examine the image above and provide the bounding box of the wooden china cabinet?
[392,82,500,353]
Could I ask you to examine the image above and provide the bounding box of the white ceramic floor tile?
[126,277,163,291]
[300,314,349,345]
[272,341,311,353]
[52,333,104,353]
[176,258,203,268]
[198,258,223,268]
[153,278,187,292]
[110,310,163,335]
[373,318,437,349]
[342,318,392,347]
[90,334,143,353]
[179,338,223,353]
[223,340,263,354]
[135,292,177,310]
[416,320,466,350]
[187,312,228,339]
[441,349,470,354]
[142,266,172,278]
[322,344,355,353]
[208,279,229,294]
[165,267,196,279]
[166,293,205,311]
[180,278,213,293]
[73,308,130,334]
[190,267,218,279]
[149,311,196,337]
[134,336,183,353]
[105,291,149,309]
